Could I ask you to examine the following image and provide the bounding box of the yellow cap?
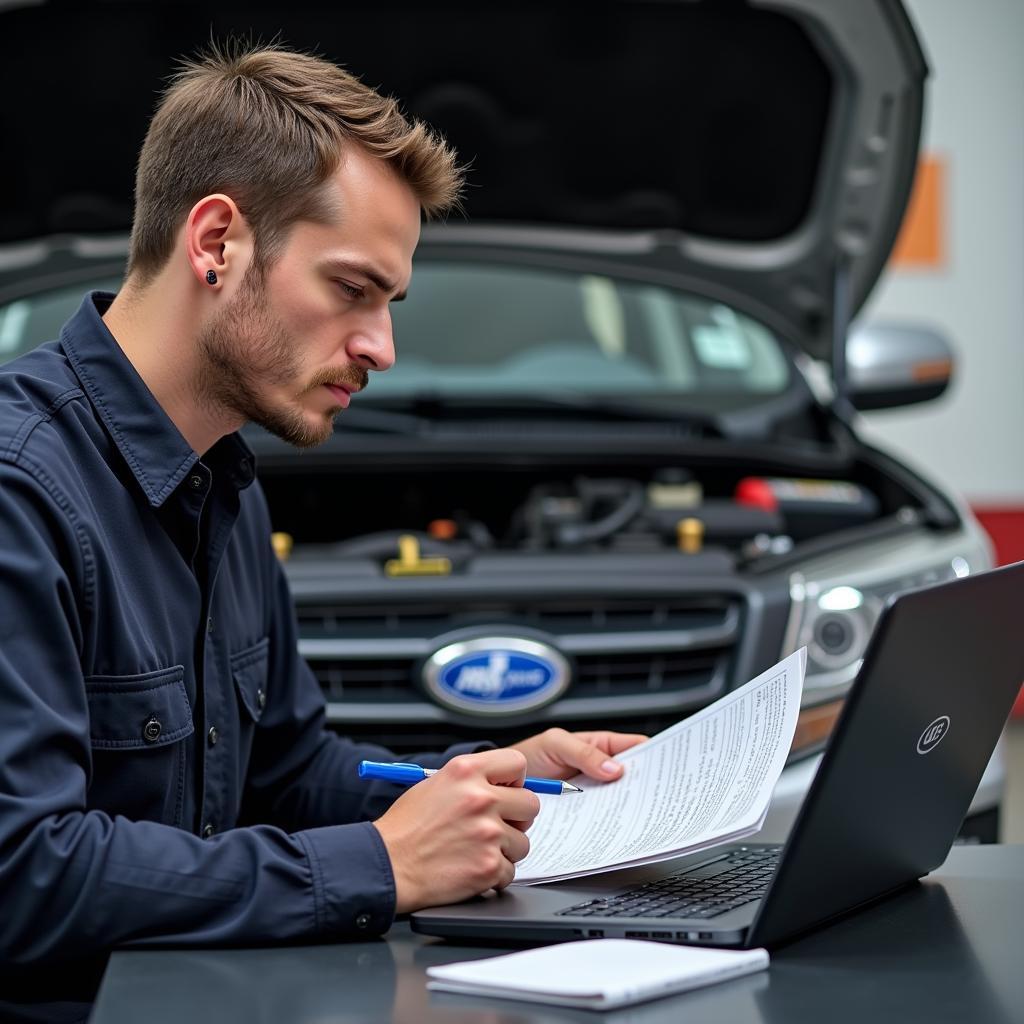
[271,532,294,562]
[677,517,704,554]
[385,534,452,577]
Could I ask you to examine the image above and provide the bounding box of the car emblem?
[423,636,570,716]
[917,716,950,755]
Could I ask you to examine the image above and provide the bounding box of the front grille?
[298,599,732,638]
[312,650,721,703]
[574,650,719,696]
[294,592,745,752]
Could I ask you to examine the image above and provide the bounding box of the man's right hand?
[372,748,541,913]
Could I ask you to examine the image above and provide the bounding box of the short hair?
[127,41,463,284]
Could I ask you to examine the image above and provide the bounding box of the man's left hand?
[511,729,647,785]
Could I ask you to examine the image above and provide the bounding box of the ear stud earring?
[206,270,218,285]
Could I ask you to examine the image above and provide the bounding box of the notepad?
[426,939,769,1010]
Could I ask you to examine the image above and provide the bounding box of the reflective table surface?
[34,845,1024,1024]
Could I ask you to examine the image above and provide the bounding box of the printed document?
[514,648,805,884]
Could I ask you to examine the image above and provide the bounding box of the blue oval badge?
[423,637,570,716]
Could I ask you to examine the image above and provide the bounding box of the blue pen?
[357,760,582,795]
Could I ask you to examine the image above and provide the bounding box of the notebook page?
[426,938,769,1009]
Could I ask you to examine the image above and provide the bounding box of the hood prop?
[830,256,856,426]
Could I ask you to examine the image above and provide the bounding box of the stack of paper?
[515,648,805,884]
[427,938,769,1009]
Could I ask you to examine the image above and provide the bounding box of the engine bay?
[261,459,912,572]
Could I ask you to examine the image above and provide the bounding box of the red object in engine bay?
[734,477,780,513]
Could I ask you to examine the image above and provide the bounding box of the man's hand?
[373,732,645,913]
[511,728,647,784]
[372,748,541,913]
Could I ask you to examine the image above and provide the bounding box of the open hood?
[0,0,926,360]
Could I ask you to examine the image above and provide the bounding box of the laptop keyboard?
[555,846,782,921]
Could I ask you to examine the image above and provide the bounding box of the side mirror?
[846,322,955,411]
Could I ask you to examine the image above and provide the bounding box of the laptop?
[412,560,1024,950]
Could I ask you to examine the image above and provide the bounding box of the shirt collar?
[60,292,256,507]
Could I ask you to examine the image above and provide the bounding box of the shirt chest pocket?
[231,638,269,767]
[85,665,194,827]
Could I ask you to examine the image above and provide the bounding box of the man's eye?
[336,280,364,300]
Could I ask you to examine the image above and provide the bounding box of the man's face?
[196,147,420,448]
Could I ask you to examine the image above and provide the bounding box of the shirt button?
[189,474,204,491]
[202,823,216,838]
[257,689,266,710]
[207,616,214,635]
[355,913,372,930]
[207,726,219,747]
[142,717,162,743]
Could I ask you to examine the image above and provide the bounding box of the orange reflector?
[911,359,953,382]
[790,699,845,759]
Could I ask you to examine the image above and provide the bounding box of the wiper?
[412,393,725,436]
[333,393,724,437]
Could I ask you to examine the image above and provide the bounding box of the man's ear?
[184,194,252,289]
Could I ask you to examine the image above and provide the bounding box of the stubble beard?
[195,269,339,449]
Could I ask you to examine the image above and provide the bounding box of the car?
[0,0,1004,841]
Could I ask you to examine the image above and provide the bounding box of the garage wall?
[856,0,1024,553]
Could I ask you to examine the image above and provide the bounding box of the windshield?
[387,263,790,403]
[0,261,791,409]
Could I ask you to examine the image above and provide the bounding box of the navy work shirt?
[0,293,479,964]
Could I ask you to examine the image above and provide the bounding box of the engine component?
[516,478,647,549]
[385,535,452,577]
[735,477,879,539]
[676,517,705,553]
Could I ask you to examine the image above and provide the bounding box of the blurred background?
[855,0,1024,838]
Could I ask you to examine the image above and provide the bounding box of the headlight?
[781,531,988,759]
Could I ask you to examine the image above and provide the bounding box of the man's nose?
[346,305,395,372]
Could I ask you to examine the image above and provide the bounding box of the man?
[0,43,645,964]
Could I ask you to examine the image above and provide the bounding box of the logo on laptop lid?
[917,716,950,754]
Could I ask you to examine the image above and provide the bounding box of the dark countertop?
[80,844,1024,1024]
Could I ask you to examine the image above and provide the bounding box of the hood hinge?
[829,256,856,426]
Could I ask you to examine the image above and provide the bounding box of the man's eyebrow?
[323,259,407,301]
